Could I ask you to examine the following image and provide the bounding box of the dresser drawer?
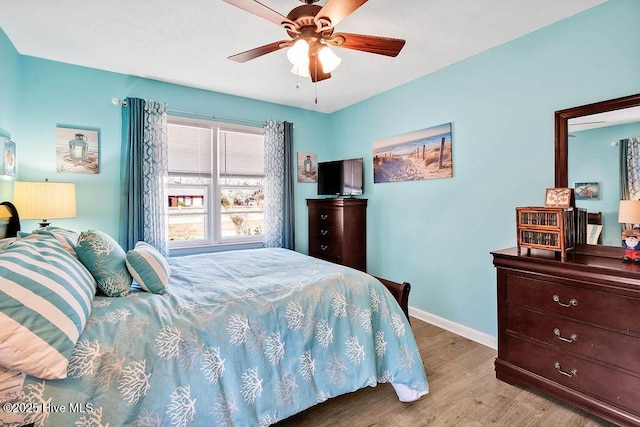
[507,305,640,373]
[309,237,342,262]
[309,224,343,242]
[308,207,343,226]
[506,273,640,335]
[507,336,640,415]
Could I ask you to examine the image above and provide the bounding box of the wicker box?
[516,206,575,259]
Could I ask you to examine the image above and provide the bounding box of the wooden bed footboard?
[374,276,411,321]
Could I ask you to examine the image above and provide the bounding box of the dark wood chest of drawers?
[307,198,367,271]
[492,246,640,426]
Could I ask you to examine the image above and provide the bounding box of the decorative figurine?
[622,228,640,262]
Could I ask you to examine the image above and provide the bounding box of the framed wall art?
[1,138,16,177]
[575,182,600,200]
[297,152,317,183]
[545,187,575,208]
[373,122,453,183]
[56,125,99,174]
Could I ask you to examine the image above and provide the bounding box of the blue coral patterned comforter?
[19,248,429,426]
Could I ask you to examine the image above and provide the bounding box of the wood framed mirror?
[555,93,640,187]
[555,93,640,253]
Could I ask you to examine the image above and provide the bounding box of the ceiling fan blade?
[330,32,406,57]
[223,0,294,28]
[309,54,331,83]
[315,0,368,29]
[228,40,289,63]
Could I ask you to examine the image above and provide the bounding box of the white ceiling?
[569,106,640,132]
[0,0,607,113]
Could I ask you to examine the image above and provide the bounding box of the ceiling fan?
[223,0,406,82]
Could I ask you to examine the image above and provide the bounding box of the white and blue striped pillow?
[18,226,80,259]
[0,236,96,379]
[125,241,170,294]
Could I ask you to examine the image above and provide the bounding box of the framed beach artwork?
[373,123,453,183]
[1,138,16,177]
[56,126,99,174]
[575,182,600,200]
[297,152,317,183]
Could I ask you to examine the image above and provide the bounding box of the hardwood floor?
[276,318,615,426]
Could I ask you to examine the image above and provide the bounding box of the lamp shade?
[0,205,11,220]
[618,200,640,225]
[286,39,309,68]
[318,46,341,73]
[13,181,76,227]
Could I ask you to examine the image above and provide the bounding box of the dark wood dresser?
[307,198,367,271]
[492,246,640,426]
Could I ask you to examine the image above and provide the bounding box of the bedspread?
[17,248,428,426]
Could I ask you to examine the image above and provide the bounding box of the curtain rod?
[167,107,266,126]
[112,97,265,126]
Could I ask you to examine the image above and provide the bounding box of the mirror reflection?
[568,106,640,246]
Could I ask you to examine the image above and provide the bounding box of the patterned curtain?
[120,97,169,255]
[620,137,640,201]
[263,120,295,249]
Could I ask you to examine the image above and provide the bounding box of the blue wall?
[325,0,640,336]
[11,57,330,237]
[0,27,20,196]
[0,0,638,338]
[570,122,640,246]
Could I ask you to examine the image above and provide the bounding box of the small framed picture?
[545,188,574,208]
[297,152,317,183]
[56,125,99,174]
[575,182,600,200]
[1,138,16,177]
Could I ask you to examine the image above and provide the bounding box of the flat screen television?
[317,158,363,196]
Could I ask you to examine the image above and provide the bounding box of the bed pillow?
[0,236,96,379]
[76,230,132,297]
[125,241,170,294]
[19,226,80,259]
[587,224,603,245]
[0,237,16,251]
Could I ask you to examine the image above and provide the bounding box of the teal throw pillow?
[125,241,170,294]
[76,230,132,297]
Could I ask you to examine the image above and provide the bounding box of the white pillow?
[586,224,603,245]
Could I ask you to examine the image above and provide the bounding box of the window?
[167,116,265,250]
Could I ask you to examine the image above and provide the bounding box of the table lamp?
[13,180,76,228]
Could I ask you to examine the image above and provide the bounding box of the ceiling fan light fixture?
[318,46,341,73]
[287,39,309,68]
[290,64,310,78]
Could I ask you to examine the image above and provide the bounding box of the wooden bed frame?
[0,201,20,238]
[375,276,411,321]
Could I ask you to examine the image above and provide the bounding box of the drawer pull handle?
[553,328,578,343]
[321,230,328,236]
[320,214,328,220]
[320,245,328,251]
[554,362,578,378]
[552,295,578,308]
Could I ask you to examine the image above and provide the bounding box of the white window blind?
[167,123,213,177]
[219,129,265,178]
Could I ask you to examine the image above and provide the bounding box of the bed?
[0,224,429,426]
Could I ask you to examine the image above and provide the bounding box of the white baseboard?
[409,306,497,350]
